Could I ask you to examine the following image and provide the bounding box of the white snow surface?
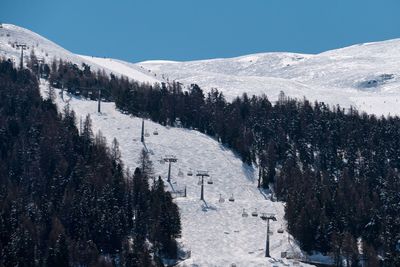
[78,55,159,84]
[0,24,159,84]
[138,41,400,116]
[2,23,400,116]
[40,81,313,267]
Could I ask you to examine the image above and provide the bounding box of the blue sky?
[1,0,400,62]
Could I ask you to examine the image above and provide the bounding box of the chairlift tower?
[139,112,150,143]
[163,155,177,182]
[196,170,210,201]
[15,43,27,70]
[260,213,277,257]
[97,87,101,113]
[80,86,105,113]
[141,118,145,143]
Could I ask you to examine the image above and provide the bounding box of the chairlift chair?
[197,178,202,185]
[228,194,235,202]
[144,130,150,137]
[219,194,225,203]
[153,128,159,135]
[277,228,284,234]
[242,208,248,217]
[187,170,193,176]
[207,177,213,184]
[260,213,268,220]
[178,168,184,177]
[251,208,258,217]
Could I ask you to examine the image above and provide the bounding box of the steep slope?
[40,81,314,266]
[0,24,158,84]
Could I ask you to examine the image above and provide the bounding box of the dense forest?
[32,57,400,265]
[0,59,181,267]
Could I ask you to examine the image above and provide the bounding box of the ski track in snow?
[40,82,313,267]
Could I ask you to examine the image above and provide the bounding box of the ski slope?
[3,22,399,264]
[40,81,313,267]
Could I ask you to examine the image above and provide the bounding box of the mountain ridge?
[1,23,400,115]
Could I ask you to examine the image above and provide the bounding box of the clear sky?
[1,0,400,62]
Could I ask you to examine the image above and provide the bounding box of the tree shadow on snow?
[167,181,176,192]
[217,143,256,183]
[241,162,255,183]
[258,187,271,201]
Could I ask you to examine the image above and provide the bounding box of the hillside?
[138,40,400,116]
[39,80,314,266]
[0,24,159,84]
[2,23,400,266]
[2,23,400,116]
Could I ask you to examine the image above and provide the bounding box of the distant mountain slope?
[0,24,159,84]
[138,40,400,116]
[78,55,160,84]
[1,23,400,115]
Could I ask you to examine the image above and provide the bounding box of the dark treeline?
[48,59,400,265]
[0,59,181,267]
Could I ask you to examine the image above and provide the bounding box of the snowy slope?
[40,81,314,267]
[2,23,400,115]
[0,24,158,84]
[138,40,400,116]
[78,55,160,84]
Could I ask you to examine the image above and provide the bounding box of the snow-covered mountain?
[138,40,400,116]
[8,23,394,266]
[2,23,400,116]
[0,24,159,84]
[40,81,316,267]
